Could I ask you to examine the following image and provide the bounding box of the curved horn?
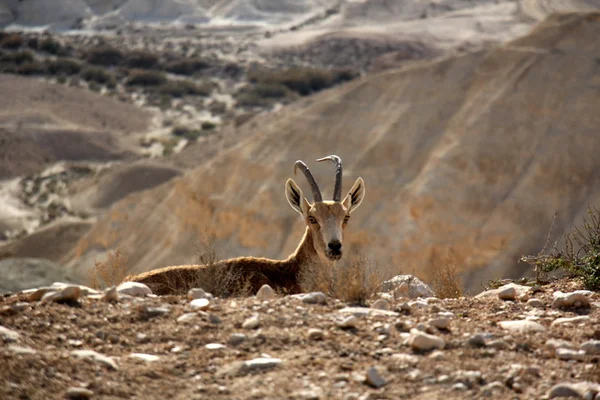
[294,160,323,203]
[317,155,343,201]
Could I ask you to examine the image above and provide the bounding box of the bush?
[15,62,46,76]
[521,206,600,290]
[165,58,210,75]
[86,45,123,66]
[157,79,213,97]
[172,126,203,141]
[248,67,358,96]
[0,33,24,49]
[48,58,82,75]
[235,83,295,108]
[1,50,35,65]
[81,66,117,87]
[89,248,129,289]
[125,69,167,86]
[125,50,159,69]
[39,37,64,55]
[27,37,39,50]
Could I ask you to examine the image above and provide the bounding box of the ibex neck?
[286,227,318,270]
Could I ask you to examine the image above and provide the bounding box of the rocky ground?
[1,277,598,400]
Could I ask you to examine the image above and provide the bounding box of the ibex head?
[285,155,365,262]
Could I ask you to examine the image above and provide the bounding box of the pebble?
[71,350,118,370]
[103,286,119,302]
[138,305,170,319]
[481,381,505,397]
[408,329,445,351]
[238,357,282,374]
[371,299,391,310]
[242,315,260,329]
[256,284,276,301]
[546,339,575,349]
[0,325,20,343]
[527,298,544,308]
[452,383,468,391]
[129,353,160,362]
[338,316,358,329]
[188,288,212,300]
[498,286,518,301]
[41,285,81,303]
[205,343,226,350]
[177,313,197,323]
[294,292,328,305]
[8,345,37,354]
[65,387,94,399]
[190,298,210,310]
[308,328,325,340]
[379,275,434,298]
[365,367,387,388]
[551,316,590,327]
[498,320,546,333]
[581,340,600,355]
[548,382,600,399]
[486,339,511,350]
[556,348,586,361]
[228,333,247,346]
[429,317,450,330]
[467,333,496,347]
[116,282,152,297]
[552,291,591,309]
[428,350,445,361]
[392,353,421,365]
[338,307,398,317]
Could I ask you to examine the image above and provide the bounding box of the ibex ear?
[342,177,365,214]
[285,179,310,216]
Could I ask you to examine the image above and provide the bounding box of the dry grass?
[88,248,129,289]
[431,260,463,299]
[299,253,385,305]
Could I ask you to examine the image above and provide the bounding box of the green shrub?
[234,82,295,108]
[521,206,600,290]
[15,62,46,76]
[39,37,64,55]
[27,37,39,50]
[165,58,210,75]
[1,50,35,65]
[48,58,82,75]
[201,121,216,131]
[172,126,203,141]
[156,80,213,97]
[247,67,358,96]
[1,33,24,49]
[125,69,167,86]
[125,50,159,69]
[86,45,123,66]
[81,66,117,87]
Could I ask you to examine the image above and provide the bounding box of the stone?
[527,298,544,308]
[391,353,420,365]
[0,325,20,343]
[103,286,119,302]
[256,284,276,301]
[475,283,532,300]
[8,345,36,354]
[498,320,546,333]
[408,329,445,351]
[242,315,260,329]
[65,387,94,399]
[293,292,328,305]
[138,305,170,319]
[371,299,391,310]
[116,282,152,297]
[547,382,600,399]
[365,367,387,388]
[551,316,590,327]
[556,348,586,361]
[467,333,496,347]
[338,307,398,317]
[552,291,592,309]
[129,353,160,362]
[177,312,197,323]
[429,317,450,330]
[206,343,226,350]
[486,339,511,350]
[497,286,518,301]
[546,339,575,349]
[581,340,600,355]
[338,316,358,329]
[71,350,118,370]
[188,288,210,300]
[452,383,468,391]
[379,275,434,299]
[190,298,210,310]
[41,285,81,303]
[239,357,282,374]
[308,328,325,340]
[228,333,247,346]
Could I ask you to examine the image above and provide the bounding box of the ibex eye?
[308,216,318,224]
[344,216,350,223]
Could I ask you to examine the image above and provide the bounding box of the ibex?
[122,155,365,296]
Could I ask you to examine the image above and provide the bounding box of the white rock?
[338,307,398,317]
[240,357,282,373]
[527,298,544,308]
[379,275,434,299]
[41,285,81,303]
[551,316,590,327]
[428,350,446,361]
[497,286,518,301]
[371,299,391,310]
[581,340,600,355]
[0,325,20,342]
[129,353,161,362]
[408,329,445,351]
[546,339,575,349]
[338,316,358,329]
[452,383,468,391]
[429,317,450,330]
[552,291,591,309]
[391,353,420,365]
[177,312,197,323]
[72,350,118,370]
[50,282,99,296]
[8,345,36,354]
[205,343,226,350]
[476,283,532,299]
[548,382,600,399]
[65,387,94,399]
[256,284,276,301]
[365,367,387,388]
[308,328,324,340]
[498,320,546,333]
[103,286,119,302]
[293,292,328,305]
[556,348,586,361]
[116,282,152,297]
[190,298,210,310]
[188,288,210,300]
[242,315,260,330]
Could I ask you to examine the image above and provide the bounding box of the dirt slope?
[64,13,600,291]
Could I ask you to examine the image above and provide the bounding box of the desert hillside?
[60,12,600,292]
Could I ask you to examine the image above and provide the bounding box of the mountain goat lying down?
[123,155,365,296]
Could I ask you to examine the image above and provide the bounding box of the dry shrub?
[89,248,128,289]
[299,253,385,305]
[431,260,463,299]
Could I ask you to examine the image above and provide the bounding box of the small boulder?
[116,282,152,297]
[379,275,434,299]
[408,329,445,351]
[41,285,81,303]
[190,298,210,311]
[498,320,546,334]
[365,367,387,388]
[242,315,260,330]
[552,291,591,309]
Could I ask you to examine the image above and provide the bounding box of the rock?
[190,298,210,310]
[116,282,152,297]
[429,317,450,330]
[548,382,600,399]
[475,283,532,300]
[206,343,226,350]
[551,316,590,327]
[486,339,511,350]
[338,307,398,317]
[556,348,586,361]
[552,291,591,309]
[103,286,119,302]
[188,288,212,300]
[391,353,420,365]
[65,387,94,399]
[527,298,544,308]
[129,353,160,362]
[228,333,247,346]
[308,328,324,340]
[138,305,170,319]
[408,329,445,351]
[428,351,445,361]
[0,325,20,343]
[379,275,434,299]
[452,383,468,391]
[481,381,505,397]
[177,312,197,323]
[365,367,387,388]
[71,350,118,370]
[546,339,575,349]
[41,285,81,303]
[8,345,36,354]
[235,357,282,375]
[242,315,260,329]
[467,333,496,347]
[498,320,546,333]
[338,316,358,329]
[256,284,276,301]
[581,340,600,355]
[519,293,530,302]
[293,292,328,305]
[371,299,391,310]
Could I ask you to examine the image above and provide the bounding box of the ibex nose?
[328,240,342,252]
